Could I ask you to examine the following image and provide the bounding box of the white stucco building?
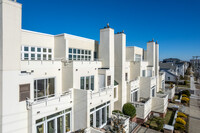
[0,0,168,132]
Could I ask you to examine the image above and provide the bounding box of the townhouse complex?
[0,0,170,133]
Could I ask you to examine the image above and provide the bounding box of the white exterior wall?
[0,1,23,132]
[126,46,143,61]
[114,33,127,110]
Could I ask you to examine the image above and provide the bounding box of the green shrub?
[122,103,136,118]
[112,110,123,114]
[176,117,186,125]
[182,90,191,97]
[174,123,185,130]
[177,112,187,118]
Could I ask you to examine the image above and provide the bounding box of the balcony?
[131,97,152,120]
[89,85,118,107]
[151,93,168,114]
[26,90,73,119]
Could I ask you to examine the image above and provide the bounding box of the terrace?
[131,97,152,119]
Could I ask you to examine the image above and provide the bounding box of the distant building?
[160,58,189,83]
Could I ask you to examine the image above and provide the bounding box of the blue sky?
[18,0,200,61]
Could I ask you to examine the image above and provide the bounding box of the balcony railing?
[131,98,152,119]
[90,86,113,99]
[26,90,72,110]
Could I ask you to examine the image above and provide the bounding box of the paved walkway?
[188,76,200,133]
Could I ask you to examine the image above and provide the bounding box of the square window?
[69,48,72,53]
[24,46,29,51]
[48,49,52,53]
[78,49,80,54]
[31,47,35,52]
[73,49,76,54]
[37,48,41,52]
[43,48,47,52]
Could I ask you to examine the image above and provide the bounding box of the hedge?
[122,103,136,118]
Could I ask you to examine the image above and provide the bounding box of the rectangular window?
[69,48,72,53]
[34,78,55,100]
[125,73,128,81]
[48,55,52,60]
[80,77,85,89]
[107,76,111,86]
[43,48,47,52]
[69,54,72,60]
[89,51,91,55]
[96,110,100,127]
[36,124,44,133]
[85,50,88,54]
[86,76,90,90]
[73,49,76,54]
[78,49,80,54]
[31,54,35,60]
[19,84,30,102]
[48,49,52,53]
[102,107,106,124]
[24,46,29,51]
[43,54,47,60]
[81,55,84,60]
[73,55,76,60]
[91,76,94,91]
[37,54,41,60]
[142,70,146,77]
[90,114,93,127]
[80,76,94,90]
[81,50,84,54]
[47,78,55,97]
[135,54,142,61]
[24,53,29,60]
[65,113,70,132]
[77,55,80,60]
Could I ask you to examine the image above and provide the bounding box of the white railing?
[131,98,151,119]
[26,90,72,110]
[90,86,113,99]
